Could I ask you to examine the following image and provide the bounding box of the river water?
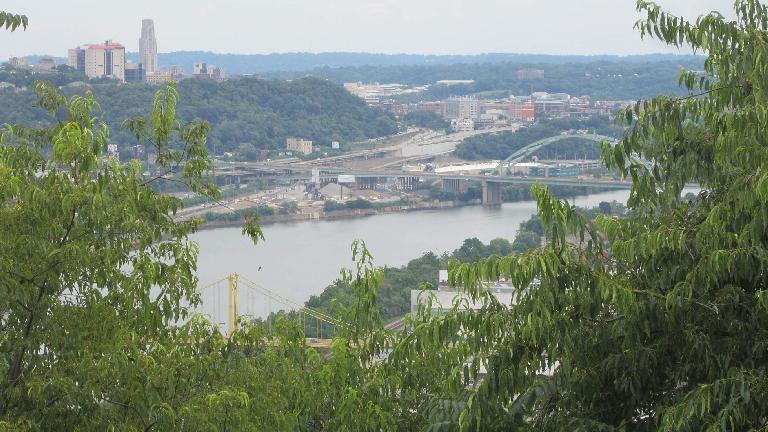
[192,189,641,320]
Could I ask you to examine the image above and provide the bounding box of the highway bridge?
[211,164,632,205]
[207,132,638,204]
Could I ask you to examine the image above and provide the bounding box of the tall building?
[68,41,126,81]
[67,48,85,71]
[445,96,478,119]
[139,19,158,75]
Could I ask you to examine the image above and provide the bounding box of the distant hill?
[0,77,398,156]
[264,57,705,101]
[115,51,703,75]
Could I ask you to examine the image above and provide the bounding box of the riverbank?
[192,189,641,321]
[196,199,481,230]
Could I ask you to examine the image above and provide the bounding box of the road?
[273,126,520,168]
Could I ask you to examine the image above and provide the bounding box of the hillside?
[0,77,398,156]
[267,58,705,101]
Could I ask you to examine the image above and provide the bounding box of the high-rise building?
[67,48,85,71]
[139,19,158,75]
[68,41,126,81]
[445,96,478,119]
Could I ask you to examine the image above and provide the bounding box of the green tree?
[510,230,541,252]
[0,82,264,429]
[388,1,768,430]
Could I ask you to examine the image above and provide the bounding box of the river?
[192,189,644,320]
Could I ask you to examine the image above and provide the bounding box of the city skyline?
[1,0,733,59]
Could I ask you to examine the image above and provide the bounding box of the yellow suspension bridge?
[196,273,349,348]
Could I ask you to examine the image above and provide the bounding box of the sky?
[1,0,735,59]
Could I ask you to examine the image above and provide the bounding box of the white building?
[411,270,527,317]
[68,41,126,82]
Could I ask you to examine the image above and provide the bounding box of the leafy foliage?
[0,11,27,31]
[402,110,450,130]
[381,1,768,430]
[0,65,88,87]
[0,82,267,429]
[304,238,516,325]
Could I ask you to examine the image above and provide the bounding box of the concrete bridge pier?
[397,176,418,191]
[356,177,377,190]
[482,180,502,205]
[441,178,469,194]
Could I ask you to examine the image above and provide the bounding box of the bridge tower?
[227,273,240,335]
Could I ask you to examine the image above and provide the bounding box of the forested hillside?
[455,116,623,160]
[0,76,398,155]
[268,58,704,100]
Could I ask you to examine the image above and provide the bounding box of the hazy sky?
[1,0,734,59]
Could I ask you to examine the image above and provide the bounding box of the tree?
[402,110,449,130]
[0,82,263,429]
[388,1,768,430]
[510,230,541,252]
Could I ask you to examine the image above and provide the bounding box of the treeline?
[323,197,412,212]
[268,58,705,101]
[401,110,450,130]
[0,64,87,87]
[132,51,703,75]
[455,116,623,160]
[0,76,398,156]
